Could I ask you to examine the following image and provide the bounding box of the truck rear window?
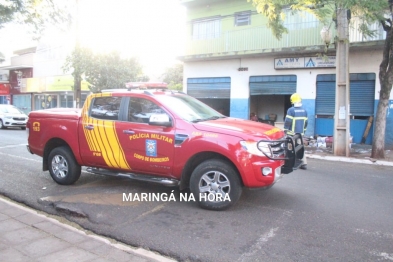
[90,96,121,120]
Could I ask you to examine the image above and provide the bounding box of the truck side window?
[90,96,121,120]
[128,97,168,123]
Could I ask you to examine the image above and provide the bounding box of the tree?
[0,0,71,38]
[249,0,392,159]
[63,47,144,95]
[162,63,183,90]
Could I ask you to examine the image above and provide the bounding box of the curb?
[307,154,393,166]
[0,197,176,262]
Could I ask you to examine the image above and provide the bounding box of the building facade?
[179,0,393,147]
[0,41,90,114]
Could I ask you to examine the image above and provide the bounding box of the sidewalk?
[0,197,175,262]
[305,143,393,166]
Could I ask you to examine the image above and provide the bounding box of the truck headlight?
[258,141,274,157]
[240,140,285,158]
[240,141,264,157]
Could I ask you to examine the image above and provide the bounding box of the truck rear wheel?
[48,146,81,185]
[190,159,242,211]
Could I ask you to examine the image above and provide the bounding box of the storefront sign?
[0,83,11,95]
[25,75,90,92]
[275,56,336,69]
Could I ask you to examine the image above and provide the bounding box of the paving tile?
[0,242,7,251]
[77,238,108,252]
[0,218,27,234]
[80,241,115,257]
[14,212,47,225]
[33,220,69,235]
[1,206,28,218]
[2,226,49,245]
[0,213,9,221]
[0,246,36,262]
[85,258,112,262]
[39,246,99,262]
[106,248,151,262]
[0,198,172,262]
[16,236,72,258]
[54,229,91,244]
[0,201,11,209]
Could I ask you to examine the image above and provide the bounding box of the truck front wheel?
[48,146,81,185]
[190,159,242,211]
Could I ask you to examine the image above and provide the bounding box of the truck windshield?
[155,94,225,122]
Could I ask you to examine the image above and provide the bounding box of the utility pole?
[333,7,350,156]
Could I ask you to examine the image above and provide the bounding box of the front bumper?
[257,133,304,174]
[2,119,27,127]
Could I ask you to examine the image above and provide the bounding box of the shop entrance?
[13,94,32,114]
[249,75,296,127]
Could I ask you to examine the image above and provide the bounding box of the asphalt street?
[1,128,392,262]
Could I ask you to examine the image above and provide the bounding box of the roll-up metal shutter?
[316,73,375,115]
[187,77,230,99]
[349,73,375,116]
[249,75,297,95]
[316,75,335,115]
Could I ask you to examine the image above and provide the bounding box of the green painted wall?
[186,0,266,33]
[182,0,330,57]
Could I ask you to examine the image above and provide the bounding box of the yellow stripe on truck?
[81,93,130,170]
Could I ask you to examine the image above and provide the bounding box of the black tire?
[48,146,81,185]
[0,119,6,129]
[190,159,242,211]
[21,127,26,130]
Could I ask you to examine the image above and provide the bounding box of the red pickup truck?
[27,89,304,210]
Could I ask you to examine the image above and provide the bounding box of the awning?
[0,65,33,70]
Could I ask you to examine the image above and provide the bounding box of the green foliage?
[137,75,150,82]
[162,63,183,90]
[63,46,143,93]
[248,0,389,40]
[0,0,72,39]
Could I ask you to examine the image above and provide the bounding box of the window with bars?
[192,17,221,40]
[235,11,251,26]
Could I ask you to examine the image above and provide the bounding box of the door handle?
[123,130,135,134]
[84,125,94,130]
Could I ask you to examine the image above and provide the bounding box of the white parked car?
[0,104,28,130]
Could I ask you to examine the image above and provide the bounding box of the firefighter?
[284,93,308,170]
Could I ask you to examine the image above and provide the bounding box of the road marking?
[370,251,393,261]
[0,151,41,162]
[0,144,27,149]
[356,229,393,261]
[239,227,278,261]
[238,210,293,262]
[132,204,166,222]
[355,228,393,240]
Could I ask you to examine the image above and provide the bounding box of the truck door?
[115,96,175,176]
[79,95,130,169]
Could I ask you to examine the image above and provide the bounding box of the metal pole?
[333,8,350,156]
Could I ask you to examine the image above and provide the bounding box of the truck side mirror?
[149,114,172,127]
